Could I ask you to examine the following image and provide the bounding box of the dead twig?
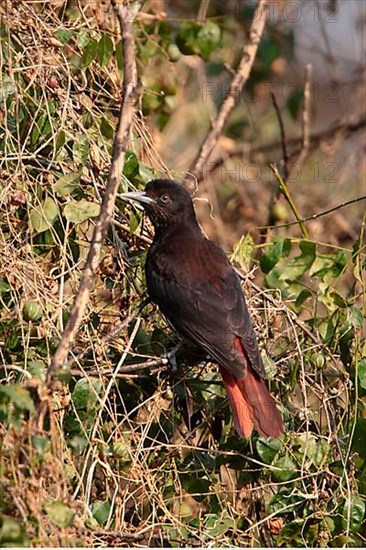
[271,90,290,180]
[287,64,313,181]
[263,64,313,242]
[187,0,268,185]
[47,1,141,384]
[204,115,366,174]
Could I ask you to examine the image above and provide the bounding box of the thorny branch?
[47,1,141,384]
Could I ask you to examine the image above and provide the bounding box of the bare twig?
[187,0,268,185]
[288,64,313,180]
[47,1,141,383]
[204,115,366,175]
[263,65,313,241]
[270,163,309,239]
[259,194,366,231]
[271,91,290,179]
[197,0,210,22]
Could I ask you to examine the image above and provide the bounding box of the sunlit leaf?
[72,378,102,410]
[97,34,113,67]
[272,454,297,482]
[63,200,100,223]
[358,358,366,390]
[260,238,291,274]
[45,501,74,529]
[30,197,59,233]
[257,438,282,464]
[196,21,221,60]
[279,241,315,281]
[54,171,82,196]
[341,495,365,532]
[91,500,111,525]
[0,385,34,411]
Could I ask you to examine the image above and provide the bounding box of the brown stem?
[47,1,141,384]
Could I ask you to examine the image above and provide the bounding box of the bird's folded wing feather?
[146,236,265,380]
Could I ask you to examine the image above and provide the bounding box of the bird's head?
[121,179,197,232]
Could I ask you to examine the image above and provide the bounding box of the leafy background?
[0,0,365,547]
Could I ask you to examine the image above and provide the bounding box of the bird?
[122,179,283,439]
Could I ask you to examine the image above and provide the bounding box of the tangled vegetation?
[0,0,365,547]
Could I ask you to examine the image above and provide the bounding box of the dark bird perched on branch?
[122,179,283,439]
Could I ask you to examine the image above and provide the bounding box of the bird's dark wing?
[146,232,265,380]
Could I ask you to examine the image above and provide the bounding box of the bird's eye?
[159,193,170,204]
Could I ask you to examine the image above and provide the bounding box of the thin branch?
[259,194,366,231]
[270,163,309,239]
[204,115,366,175]
[288,63,312,179]
[197,0,210,22]
[47,1,141,383]
[187,0,268,185]
[271,90,290,179]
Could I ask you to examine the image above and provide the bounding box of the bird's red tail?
[220,366,283,439]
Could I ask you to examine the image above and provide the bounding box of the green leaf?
[272,454,297,482]
[196,21,221,60]
[348,306,364,329]
[55,28,73,44]
[97,34,113,67]
[287,87,303,120]
[341,495,365,532]
[310,250,346,281]
[295,288,312,307]
[279,241,316,281]
[260,238,291,274]
[256,438,282,464]
[176,22,201,55]
[30,197,59,233]
[231,234,255,271]
[54,171,82,196]
[358,358,366,390]
[295,433,316,460]
[204,514,234,537]
[276,518,303,545]
[0,385,35,411]
[258,37,281,72]
[72,378,102,410]
[91,500,111,525]
[123,151,140,181]
[27,360,47,382]
[129,209,140,233]
[63,200,100,224]
[72,134,89,164]
[77,28,91,48]
[115,39,123,72]
[100,117,114,140]
[352,418,366,454]
[45,501,74,529]
[139,163,154,184]
[0,516,24,544]
[82,38,98,68]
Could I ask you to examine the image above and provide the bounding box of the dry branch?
[187,0,268,185]
[206,114,366,176]
[47,1,141,383]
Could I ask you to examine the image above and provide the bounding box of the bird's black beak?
[120,191,156,207]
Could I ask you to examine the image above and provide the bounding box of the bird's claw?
[163,341,182,373]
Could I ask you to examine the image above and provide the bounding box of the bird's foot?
[163,341,183,373]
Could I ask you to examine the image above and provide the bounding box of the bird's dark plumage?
[123,179,283,439]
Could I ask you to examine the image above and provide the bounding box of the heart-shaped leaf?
[30,197,59,233]
[64,200,100,223]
